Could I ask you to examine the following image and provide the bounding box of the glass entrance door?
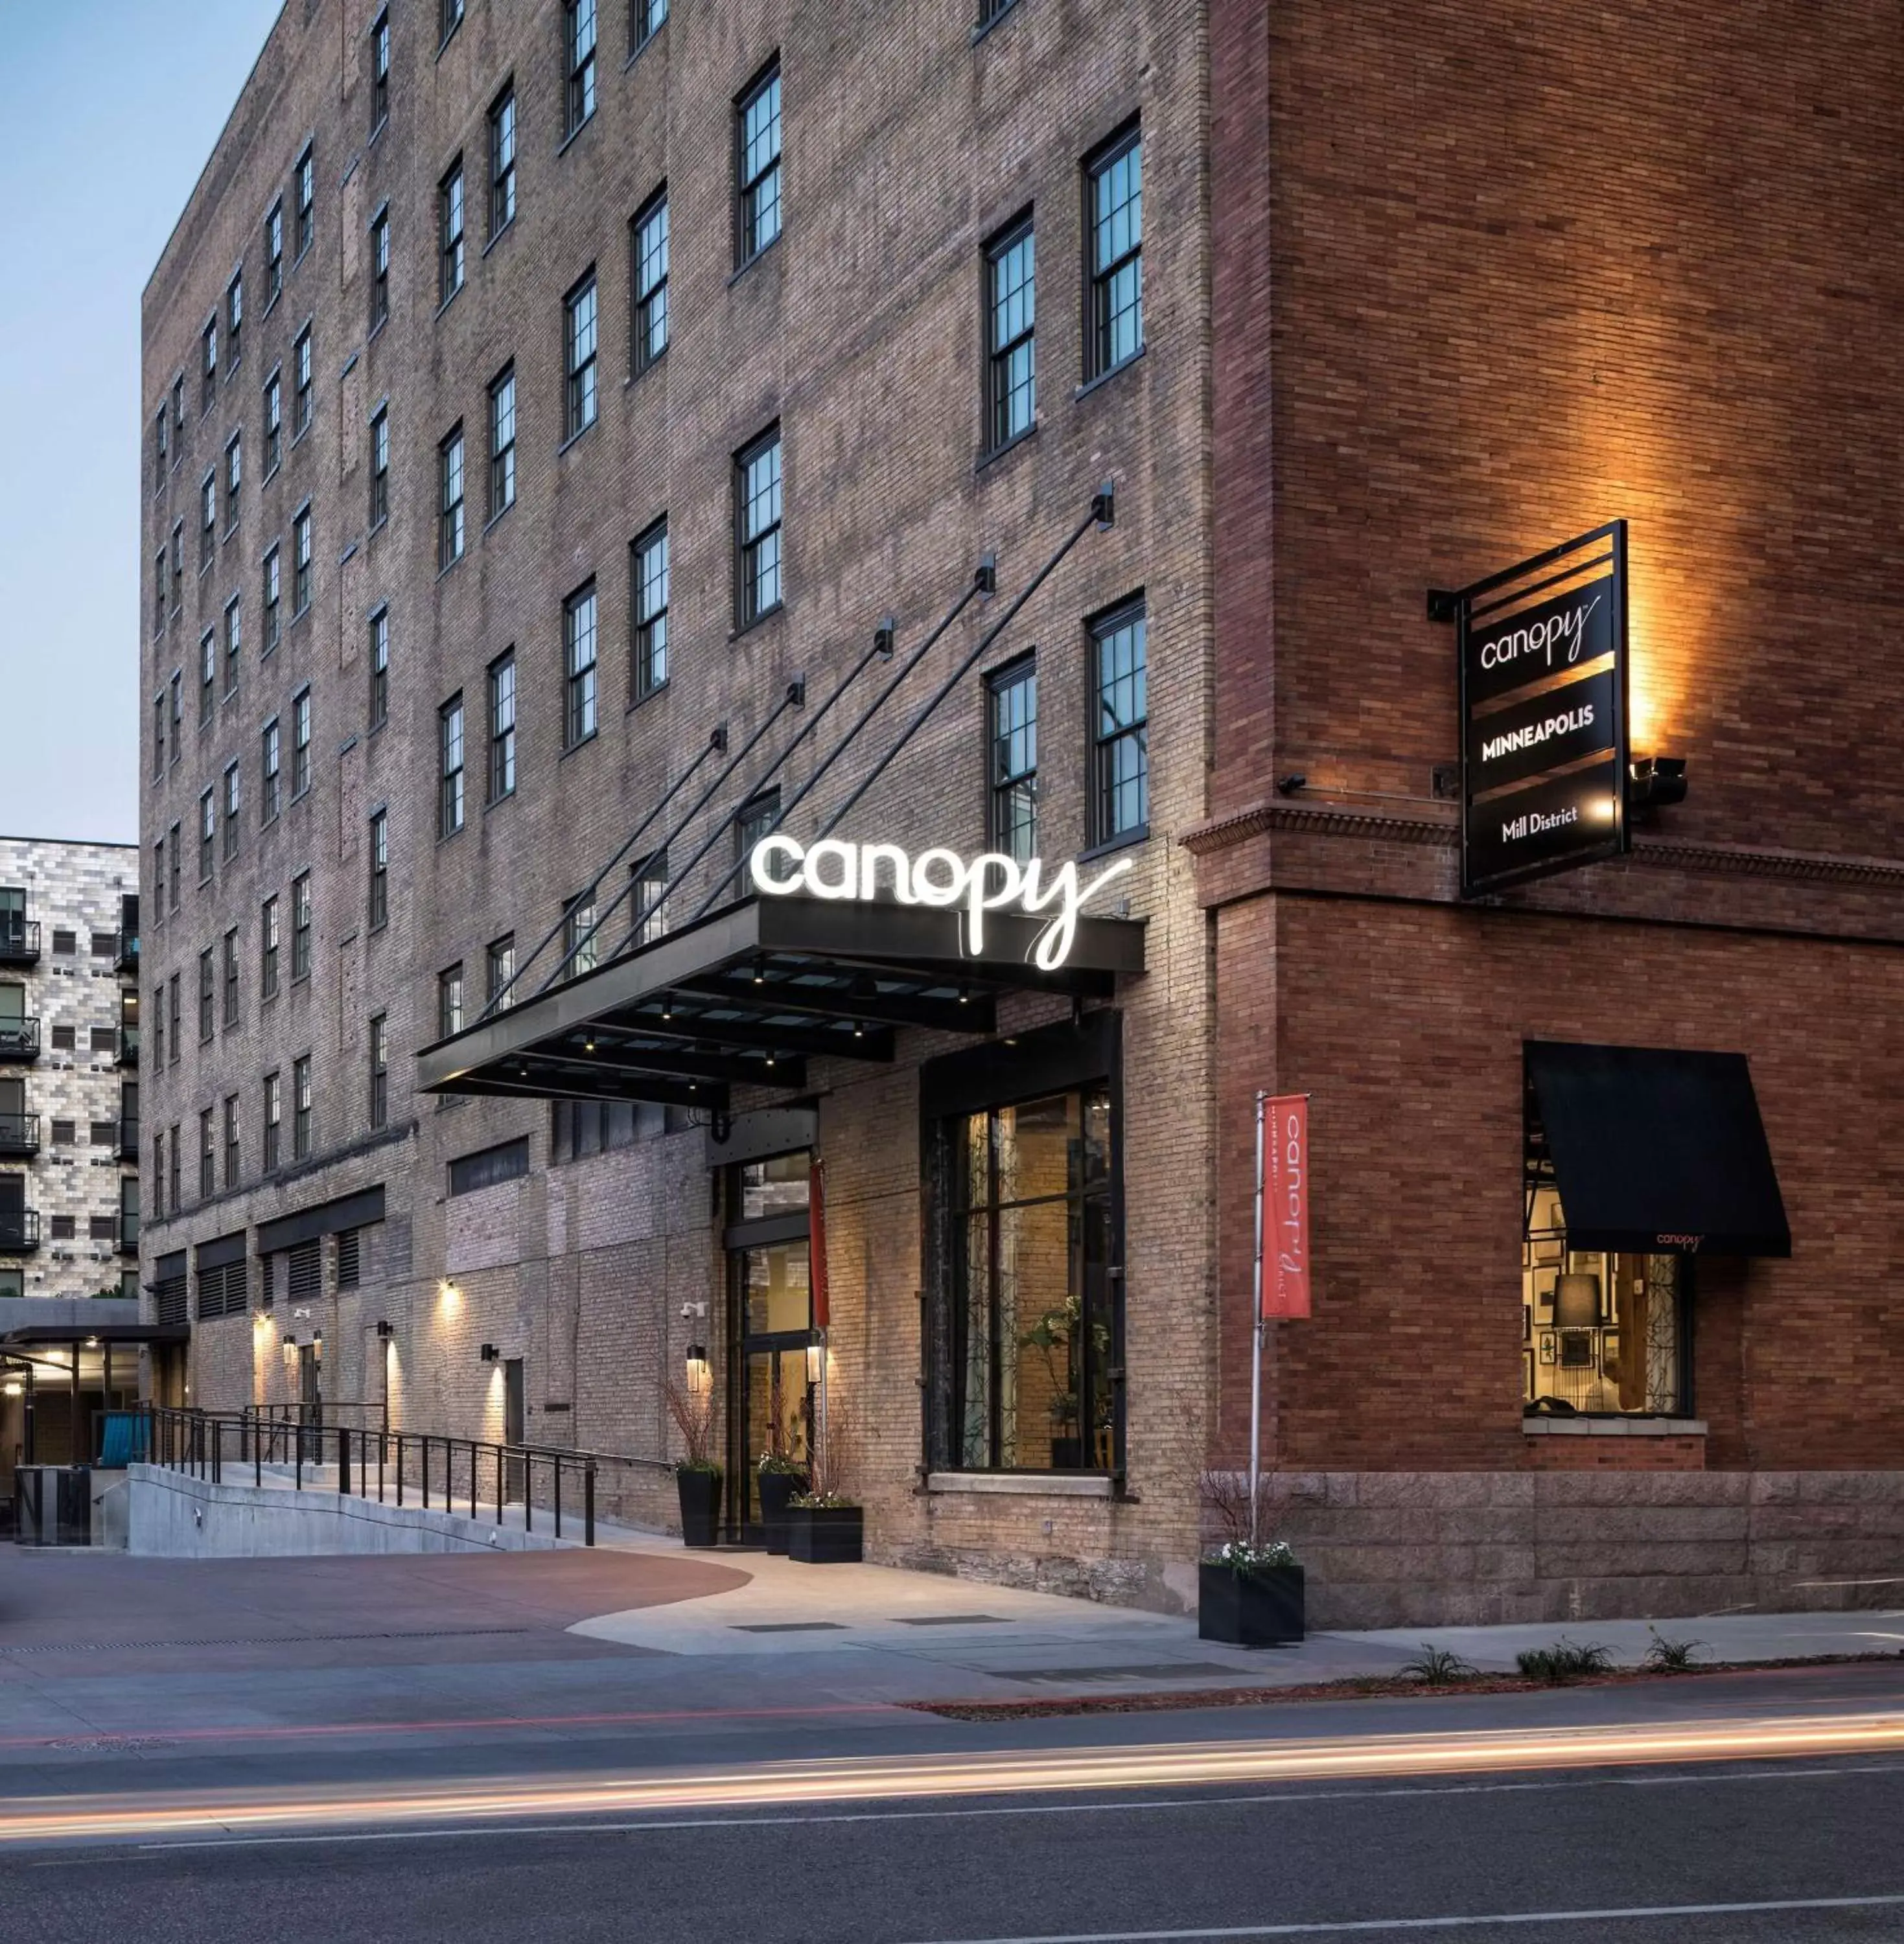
[732,1237,813,1536]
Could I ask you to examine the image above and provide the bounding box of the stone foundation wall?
[1264,1471,1904,1629]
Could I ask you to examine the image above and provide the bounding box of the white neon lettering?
[801,837,859,901]
[750,833,806,895]
[857,842,916,905]
[910,848,966,908]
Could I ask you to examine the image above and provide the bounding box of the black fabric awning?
[416,894,1145,1107]
[255,1184,386,1257]
[1526,1041,1791,1256]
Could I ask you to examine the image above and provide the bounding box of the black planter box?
[757,1468,807,1553]
[676,1466,723,1548]
[1197,1559,1305,1646]
[785,1503,863,1564]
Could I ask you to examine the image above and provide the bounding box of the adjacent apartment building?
[0,837,144,1478]
[143,0,1903,1624]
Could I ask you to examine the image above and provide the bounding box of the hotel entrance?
[725,1149,818,1540]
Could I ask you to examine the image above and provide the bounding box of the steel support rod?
[1249,1087,1266,1549]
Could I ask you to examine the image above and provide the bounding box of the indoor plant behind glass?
[666,1376,723,1548]
[756,1362,808,1554]
[785,1395,861,1564]
[1196,1468,1305,1646]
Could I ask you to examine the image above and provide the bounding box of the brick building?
[0,836,146,1481]
[141,0,1899,1622]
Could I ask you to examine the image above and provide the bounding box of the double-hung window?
[292,1055,312,1161]
[201,319,217,414]
[369,209,390,330]
[564,582,598,747]
[369,407,389,526]
[487,652,515,800]
[1090,599,1148,841]
[631,188,668,373]
[367,1014,388,1128]
[987,654,1038,862]
[224,596,240,699]
[153,548,166,635]
[561,892,598,981]
[262,545,281,653]
[439,695,465,837]
[736,62,782,267]
[1086,124,1144,380]
[439,160,465,305]
[438,426,465,567]
[200,1109,215,1198]
[485,936,515,1010]
[368,810,388,928]
[631,518,668,697]
[734,426,782,627]
[291,687,311,798]
[262,1071,281,1172]
[224,430,241,529]
[489,86,516,237]
[293,325,312,435]
[263,367,282,474]
[264,200,284,305]
[292,503,312,614]
[487,367,515,518]
[291,873,312,982]
[199,629,216,726]
[224,1095,240,1189]
[986,216,1035,450]
[197,947,215,1040]
[261,895,280,998]
[154,408,168,491]
[564,0,597,136]
[633,0,668,49]
[564,272,598,438]
[368,607,389,728]
[222,760,240,859]
[227,270,242,369]
[632,849,668,947]
[369,10,389,133]
[222,927,239,1027]
[294,144,314,260]
[200,472,216,569]
[261,718,281,823]
[437,965,464,1037]
[198,791,216,884]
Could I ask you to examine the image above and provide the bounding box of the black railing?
[0,1113,38,1155]
[0,1017,39,1061]
[0,921,40,966]
[118,1116,139,1159]
[141,1406,625,1547]
[117,1026,139,1067]
[0,1209,41,1251]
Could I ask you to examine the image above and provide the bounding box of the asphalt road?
[5,1744,1904,1942]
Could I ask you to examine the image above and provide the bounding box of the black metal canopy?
[417,894,1146,1108]
[1526,1041,1791,1257]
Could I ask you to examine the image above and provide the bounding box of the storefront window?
[1524,1179,1684,1414]
[950,1087,1113,1470]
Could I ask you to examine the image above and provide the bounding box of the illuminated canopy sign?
[750,835,1133,971]
[1452,521,1630,897]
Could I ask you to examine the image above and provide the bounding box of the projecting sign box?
[1454,522,1631,897]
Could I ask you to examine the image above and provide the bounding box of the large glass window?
[488,366,516,518]
[736,63,782,266]
[987,654,1037,862]
[1091,599,1148,842]
[564,581,598,746]
[735,426,782,627]
[985,216,1035,450]
[564,0,598,135]
[949,1088,1114,1472]
[632,518,668,696]
[489,86,517,237]
[487,651,516,800]
[564,272,598,437]
[1086,124,1143,380]
[632,188,668,373]
[369,607,389,729]
[439,159,465,305]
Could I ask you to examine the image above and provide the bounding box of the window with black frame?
[947,1086,1114,1472]
[986,654,1036,862]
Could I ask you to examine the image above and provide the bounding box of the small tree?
[793,1394,857,1508]
[664,1377,718,1474]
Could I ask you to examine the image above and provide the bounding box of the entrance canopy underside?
[416,895,1146,1109]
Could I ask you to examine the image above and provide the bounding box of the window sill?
[730,601,785,643]
[625,344,667,388]
[624,24,663,69]
[970,0,1023,45]
[222,524,239,545]
[482,217,515,259]
[1522,1416,1708,1439]
[627,678,669,713]
[926,1470,1112,1498]
[261,292,281,323]
[556,112,596,159]
[292,422,311,449]
[728,234,781,288]
[1075,345,1146,402]
[435,285,463,322]
[975,422,1038,476]
[262,461,281,488]
[483,788,514,815]
[369,315,388,345]
[435,554,464,583]
[482,502,513,538]
[367,513,389,543]
[1078,824,1148,866]
[559,730,599,763]
[557,420,596,458]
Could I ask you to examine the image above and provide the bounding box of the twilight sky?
[0,0,282,846]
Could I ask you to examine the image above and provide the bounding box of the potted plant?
[785,1397,861,1564]
[756,1362,807,1554]
[1195,1468,1305,1646]
[1019,1293,1111,1469]
[666,1378,722,1548]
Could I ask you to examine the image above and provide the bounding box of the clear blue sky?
[0,0,283,845]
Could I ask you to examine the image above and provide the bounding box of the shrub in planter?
[785,1494,863,1564]
[675,1463,723,1547]
[757,1458,807,1554]
[1198,1538,1305,1647]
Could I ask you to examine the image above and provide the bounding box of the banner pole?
[1249,1088,1267,1548]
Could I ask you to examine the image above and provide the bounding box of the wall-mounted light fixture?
[684,1342,710,1396]
[479,1343,500,1363]
[439,1279,461,1306]
[374,1320,393,1339]
[1628,756,1688,809]
[805,1340,824,1386]
[2,1380,22,1399]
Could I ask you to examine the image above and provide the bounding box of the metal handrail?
[0,1209,41,1248]
[0,921,40,962]
[0,1018,40,1058]
[0,1113,38,1151]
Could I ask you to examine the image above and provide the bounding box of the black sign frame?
[1450,521,1630,898]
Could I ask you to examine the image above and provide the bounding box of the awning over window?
[1526,1041,1790,1257]
[415,894,1145,1108]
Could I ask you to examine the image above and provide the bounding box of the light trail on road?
[1,1707,1903,1848]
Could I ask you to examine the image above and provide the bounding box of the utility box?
[15,1466,92,1546]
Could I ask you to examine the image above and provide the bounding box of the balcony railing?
[119,1209,140,1254]
[0,1208,41,1252]
[0,920,40,967]
[0,1113,39,1156]
[116,934,141,976]
[118,1115,140,1160]
[0,1017,40,1062]
[117,1025,140,1067]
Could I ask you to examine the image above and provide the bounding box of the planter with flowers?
[666,1376,723,1549]
[785,1396,862,1564]
[1198,1538,1305,1647]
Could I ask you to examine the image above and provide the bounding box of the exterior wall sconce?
[805,1340,824,1385]
[1629,756,1688,808]
[375,1321,393,1339]
[281,1333,297,1348]
[684,1342,710,1395]
[479,1343,500,1363]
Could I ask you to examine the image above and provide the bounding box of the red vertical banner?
[1262,1094,1311,1318]
[809,1158,830,1329]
